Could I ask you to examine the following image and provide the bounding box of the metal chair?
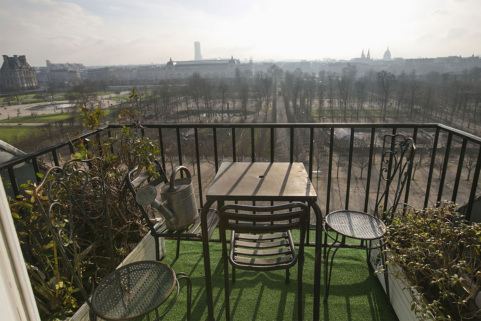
[126,160,218,260]
[219,203,309,321]
[323,134,416,302]
[34,158,192,320]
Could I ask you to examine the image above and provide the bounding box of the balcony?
[1,122,480,320]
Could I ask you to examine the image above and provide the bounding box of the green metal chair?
[219,202,309,321]
[324,134,416,302]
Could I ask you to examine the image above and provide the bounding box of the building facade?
[0,55,38,92]
[36,60,86,87]
[163,57,253,80]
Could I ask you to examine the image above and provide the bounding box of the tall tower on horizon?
[194,41,202,60]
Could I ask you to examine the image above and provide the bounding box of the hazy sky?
[2,0,481,67]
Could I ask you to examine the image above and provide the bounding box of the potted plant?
[382,201,481,320]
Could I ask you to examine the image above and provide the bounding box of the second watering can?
[160,166,199,231]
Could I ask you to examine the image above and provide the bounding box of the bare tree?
[435,154,449,180]
[239,83,250,121]
[159,85,172,119]
[396,72,407,118]
[327,74,336,120]
[408,71,419,121]
[338,64,357,121]
[201,78,213,118]
[66,82,99,109]
[355,77,367,121]
[218,81,229,121]
[420,86,436,122]
[317,81,325,121]
[188,72,203,120]
[411,147,427,180]
[463,148,478,181]
[353,136,371,179]
[47,82,58,102]
[303,76,317,122]
[377,70,396,121]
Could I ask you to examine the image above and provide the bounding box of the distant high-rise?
[194,42,202,60]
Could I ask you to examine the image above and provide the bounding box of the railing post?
[194,128,203,208]
[425,128,440,208]
[452,138,467,203]
[466,146,481,221]
[437,133,452,202]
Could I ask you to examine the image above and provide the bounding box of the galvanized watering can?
[136,166,198,231]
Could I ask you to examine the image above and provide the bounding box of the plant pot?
[369,240,481,320]
[369,241,424,321]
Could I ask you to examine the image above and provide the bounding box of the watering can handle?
[169,166,192,190]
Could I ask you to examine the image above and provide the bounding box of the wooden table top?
[207,162,317,202]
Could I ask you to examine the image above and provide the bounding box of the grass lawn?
[0,108,114,124]
[148,237,397,321]
[0,126,41,143]
[0,113,76,124]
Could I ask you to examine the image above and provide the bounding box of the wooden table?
[200,162,323,320]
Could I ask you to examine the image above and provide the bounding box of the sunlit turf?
[147,237,397,321]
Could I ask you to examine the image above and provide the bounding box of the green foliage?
[9,181,79,320]
[9,89,162,319]
[78,105,105,131]
[74,90,160,176]
[385,201,481,320]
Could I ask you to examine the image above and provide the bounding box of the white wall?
[0,180,40,321]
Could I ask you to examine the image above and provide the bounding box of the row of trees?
[109,69,275,123]
[281,65,481,135]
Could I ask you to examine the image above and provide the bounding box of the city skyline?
[2,0,481,67]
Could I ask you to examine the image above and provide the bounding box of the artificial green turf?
[147,237,398,321]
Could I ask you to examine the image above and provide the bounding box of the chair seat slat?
[233,255,294,266]
[234,247,293,256]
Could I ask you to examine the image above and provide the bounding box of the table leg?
[310,201,323,321]
[201,200,216,320]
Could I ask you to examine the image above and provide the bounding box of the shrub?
[9,90,161,319]
[385,201,481,320]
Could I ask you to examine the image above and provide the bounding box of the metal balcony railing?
[1,122,481,221]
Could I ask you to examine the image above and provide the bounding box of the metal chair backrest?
[219,202,309,270]
[374,134,416,221]
[126,159,169,232]
[33,158,114,309]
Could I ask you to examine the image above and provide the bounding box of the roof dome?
[383,47,391,60]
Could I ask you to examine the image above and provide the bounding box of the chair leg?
[154,235,161,261]
[232,266,236,283]
[175,236,181,260]
[177,273,192,321]
[298,250,304,321]
[366,240,372,265]
[324,243,341,302]
[223,251,231,320]
[88,307,97,321]
[285,268,290,283]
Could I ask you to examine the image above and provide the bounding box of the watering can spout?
[136,185,176,224]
